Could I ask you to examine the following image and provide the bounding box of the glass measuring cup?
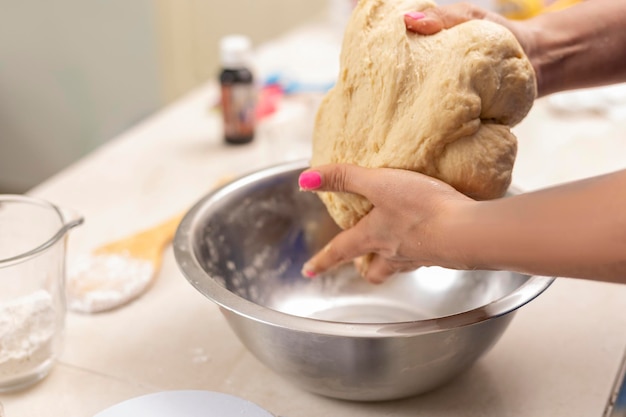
[0,195,83,392]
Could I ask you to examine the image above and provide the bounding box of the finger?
[301,226,372,278]
[354,253,374,278]
[362,254,399,285]
[298,164,408,208]
[299,163,371,194]
[404,11,443,34]
[353,256,364,275]
[405,3,489,35]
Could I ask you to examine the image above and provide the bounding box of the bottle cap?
[220,35,252,68]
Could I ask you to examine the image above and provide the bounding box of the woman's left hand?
[298,164,476,283]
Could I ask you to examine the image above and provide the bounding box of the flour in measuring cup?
[0,290,56,379]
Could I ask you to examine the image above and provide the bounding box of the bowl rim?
[174,159,555,338]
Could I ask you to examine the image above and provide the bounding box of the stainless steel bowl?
[174,160,554,401]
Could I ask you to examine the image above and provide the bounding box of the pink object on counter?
[255,84,284,119]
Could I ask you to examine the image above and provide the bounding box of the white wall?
[154,0,328,102]
[0,0,163,192]
[0,0,326,192]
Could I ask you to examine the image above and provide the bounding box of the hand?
[403,2,526,41]
[299,164,476,284]
[404,3,538,87]
[404,1,626,100]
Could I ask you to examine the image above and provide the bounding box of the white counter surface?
[2,33,626,416]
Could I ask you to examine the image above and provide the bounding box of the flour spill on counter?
[0,290,56,380]
[68,254,154,314]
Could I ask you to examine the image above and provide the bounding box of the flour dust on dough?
[311,0,537,229]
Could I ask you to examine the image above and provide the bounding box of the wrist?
[522,15,586,97]
[517,0,626,97]
[437,200,490,271]
[515,19,545,97]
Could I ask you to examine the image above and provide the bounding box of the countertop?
[2,25,626,416]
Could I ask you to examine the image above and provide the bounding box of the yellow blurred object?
[496,0,583,20]
[543,0,583,12]
[496,0,543,20]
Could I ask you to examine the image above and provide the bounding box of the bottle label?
[221,84,256,139]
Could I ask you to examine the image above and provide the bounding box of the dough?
[311,0,536,229]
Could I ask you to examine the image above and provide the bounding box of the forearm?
[453,170,626,283]
[525,0,626,97]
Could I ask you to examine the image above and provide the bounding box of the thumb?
[404,3,491,35]
[298,163,373,196]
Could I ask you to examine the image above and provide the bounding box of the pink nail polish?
[302,268,317,278]
[298,171,322,190]
[405,11,425,20]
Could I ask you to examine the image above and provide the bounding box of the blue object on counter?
[264,72,335,95]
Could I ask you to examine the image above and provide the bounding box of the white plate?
[95,390,275,417]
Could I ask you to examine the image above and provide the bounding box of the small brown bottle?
[219,35,256,145]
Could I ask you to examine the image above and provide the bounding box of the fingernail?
[354,257,363,273]
[404,11,425,20]
[302,266,317,278]
[298,171,322,190]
